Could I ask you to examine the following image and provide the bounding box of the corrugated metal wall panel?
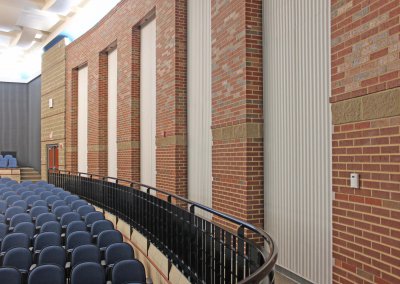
[263,1,331,283]
[108,48,118,178]
[187,0,212,211]
[27,77,41,172]
[77,66,88,173]
[140,18,156,188]
[0,82,29,166]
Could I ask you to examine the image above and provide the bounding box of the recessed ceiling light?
[35,33,43,39]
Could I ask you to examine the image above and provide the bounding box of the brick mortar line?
[41,84,66,97]
[41,112,65,120]
[333,250,399,275]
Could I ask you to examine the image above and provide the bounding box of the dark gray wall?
[0,77,41,171]
[28,77,41,171]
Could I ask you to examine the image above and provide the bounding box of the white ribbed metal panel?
[187,0,212,211]
[108,48,118,178]
[140,18,156,188]
[263,1,331,283]
[77,65,88,173]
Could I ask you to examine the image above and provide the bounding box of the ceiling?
[0,0,120,83]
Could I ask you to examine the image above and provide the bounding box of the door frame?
[47,144,59,170]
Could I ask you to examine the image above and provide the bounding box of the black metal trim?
[48,168,277,283]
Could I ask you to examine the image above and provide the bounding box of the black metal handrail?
[48,168,277,284]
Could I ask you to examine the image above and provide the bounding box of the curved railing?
[48,169,277,283]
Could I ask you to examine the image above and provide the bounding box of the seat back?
[71,262,105,284]
[36,181,48,186]
[10,213,31,228]
[32,200,47,207]
[51,200,67,210]
[60,212,80,227]
[71,244,100,267]
[66,221,86,239]
[64,195,79,205]
[25,195,40,207]
[0,200,8,214]
[39,191,53,200]
[21,181,33,186]
[0,214,5,223]
[3,247,32,271]
[34,188,47,196]
[12,200,28,211]
[0,223,8,239]
[2,191,16,200]
[13,222,35,239]
[38,246,66,268]
[105,242,135,265]
[5,207,25,220]
[21,191,35,200]
[71,200,88,211]
[8,158,17,168]
[40,221,61,235]
[66,231,91,251]
[85,211,104,226]
[91,220,114,236]
[97,230,122,249]
[30,206,48,219]
[6,195,21,206]
[54,206,72,218]
[28,264,64,284]
[45,195,61,206]
[35,213,57,227]
[1,233,30,252]
[77,205,95,218]
[0,267,21,284]
[34,232,61,251]
[112,259,146,284]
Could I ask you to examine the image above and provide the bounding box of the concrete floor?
[275,272,298,284]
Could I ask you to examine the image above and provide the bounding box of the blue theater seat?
[28,264,64,284]
[71,244,100,267]
[38,246,66,268]
[91,220,114,239]
[35,213,57,228]
[54,205,72,219]
[0,158,8,168]
[112,259,146,284]
[30,206,49,220]
[8,158,17,168]
[97,230,122,251]
[66,231,91,253]
[12,200,28,211]
[71,262,105,284]
[3,247,32,279]
[85,211,104,228]
[77,205,95,218]
[13,222,35,240]
[0,267,21,284]
[39,221,61,235]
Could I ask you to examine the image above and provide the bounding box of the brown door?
[48,145,59,169]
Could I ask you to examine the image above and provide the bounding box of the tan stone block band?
[332,88,400,125]
[212,122,263,141]
[156,135,186,147]
[117,141,140,150]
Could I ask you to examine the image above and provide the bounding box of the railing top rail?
[50,168,277,283]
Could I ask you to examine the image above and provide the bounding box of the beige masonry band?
[117,141,140,150]
[331,87,400,125]
[212,122,263,141]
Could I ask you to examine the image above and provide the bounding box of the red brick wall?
[331,0,400,103]
[65,0,187,198]
[211,0,264,231]
[331,1,400,283]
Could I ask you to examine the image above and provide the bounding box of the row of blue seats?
[0,155,17,168]
[0,178,147,284]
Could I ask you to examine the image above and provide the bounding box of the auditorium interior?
[0,0,399,283]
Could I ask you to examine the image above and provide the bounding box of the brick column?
[211,0,264,231]
[331,1,400,283]
[155,0,188,198]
